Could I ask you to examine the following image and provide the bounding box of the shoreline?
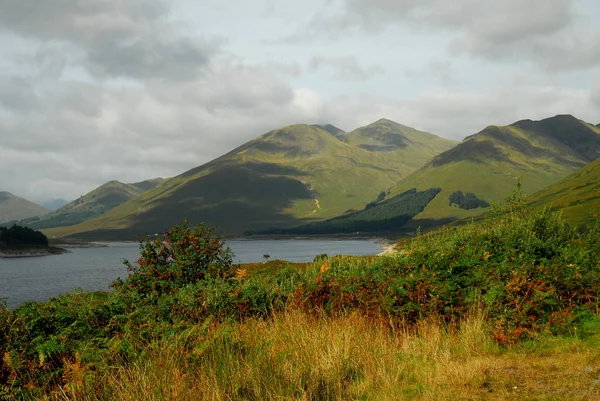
[0,246,71,258]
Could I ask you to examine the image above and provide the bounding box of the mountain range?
[20,179,164,230]
[14,114,598,240]
[44,120,456,239]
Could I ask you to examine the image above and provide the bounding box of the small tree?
[113,220,233,296]
[263,254,271,263]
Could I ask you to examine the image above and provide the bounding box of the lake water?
[0,239,382,308]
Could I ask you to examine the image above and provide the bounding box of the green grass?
[528,157,600,226]
[258,187,442,234]
[45,121,457,239]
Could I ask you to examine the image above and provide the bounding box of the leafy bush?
[113,221,233,298]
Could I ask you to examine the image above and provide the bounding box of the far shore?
[0,246,71,259]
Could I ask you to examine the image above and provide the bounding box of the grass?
[44,312,600,400]
[528,157,600,226]
[3,196,600,399]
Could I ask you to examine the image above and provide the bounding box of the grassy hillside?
[528,157,600,225]
[23,178,164,230]
[387,115,600,227]
[258,187,442,235]
[0,192,49,223]
[45,121,457,239]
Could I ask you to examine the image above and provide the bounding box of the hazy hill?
[23,178,164,230]
[45,121,456,239]
[385,115,600,227]
[42,199,69,211]
[528,157,600,225]
[0,192,50,223]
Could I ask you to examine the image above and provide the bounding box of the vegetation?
[0,224,49,248]
[528,156,600,226]
[0,192,49,224]
[254,188,441,234]
[449,190,490,210]
[43,120,456,239]
[19,179,163,230]
[386,114,600,227]
[2,189,600,399]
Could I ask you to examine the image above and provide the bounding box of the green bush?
[113,221,233,298]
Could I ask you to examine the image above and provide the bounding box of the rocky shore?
[0,247,70,258]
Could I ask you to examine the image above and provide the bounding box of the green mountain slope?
[258,187,443,235]
[528,157,600,225]
[23,179,164,229]
[0,192,50,223]
[45,121,457,239]
[386,114,600,226]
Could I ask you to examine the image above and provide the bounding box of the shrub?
[113,221,233,298]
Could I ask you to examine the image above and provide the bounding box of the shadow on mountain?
[117,162,314,236]
[429,140,515,167]
[252,188,442,235]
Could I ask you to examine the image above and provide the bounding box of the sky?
[0,0,599,203]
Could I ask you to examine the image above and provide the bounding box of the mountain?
[0,192,50,223]
[22,178,164,230]
[42,199,69,211]
[44,121,457,239]
[528,157,600,226]
[384,114,600,227]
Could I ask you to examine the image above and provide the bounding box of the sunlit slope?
[24,178,164,229]
[388,115,600,224]
[0,192,49,223]
[340,118,457,170]
[528,157,600,225]
[46,122,456,239]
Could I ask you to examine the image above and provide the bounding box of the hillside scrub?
[1,196,600,398]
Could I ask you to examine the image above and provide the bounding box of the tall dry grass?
[50,309,600,401]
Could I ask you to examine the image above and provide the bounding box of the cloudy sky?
[1,0,599,203]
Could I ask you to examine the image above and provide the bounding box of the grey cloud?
[0,58,322,201]
[0,0,219,80]
[306,0,594,70]
[0,77,39,112]
[308,56,384,81]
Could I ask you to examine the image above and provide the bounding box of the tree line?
[0,224,49,247]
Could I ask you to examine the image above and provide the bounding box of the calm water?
[0,239,382,308]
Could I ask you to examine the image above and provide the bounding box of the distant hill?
[44,120,457,239]
[42,199,69,211]
[22,178,164,230]
[0,192,50,223]
[383,114,600,228]
[528,157,600,226]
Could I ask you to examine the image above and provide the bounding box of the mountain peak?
[373,118,398,125]
[311,124,345,137]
